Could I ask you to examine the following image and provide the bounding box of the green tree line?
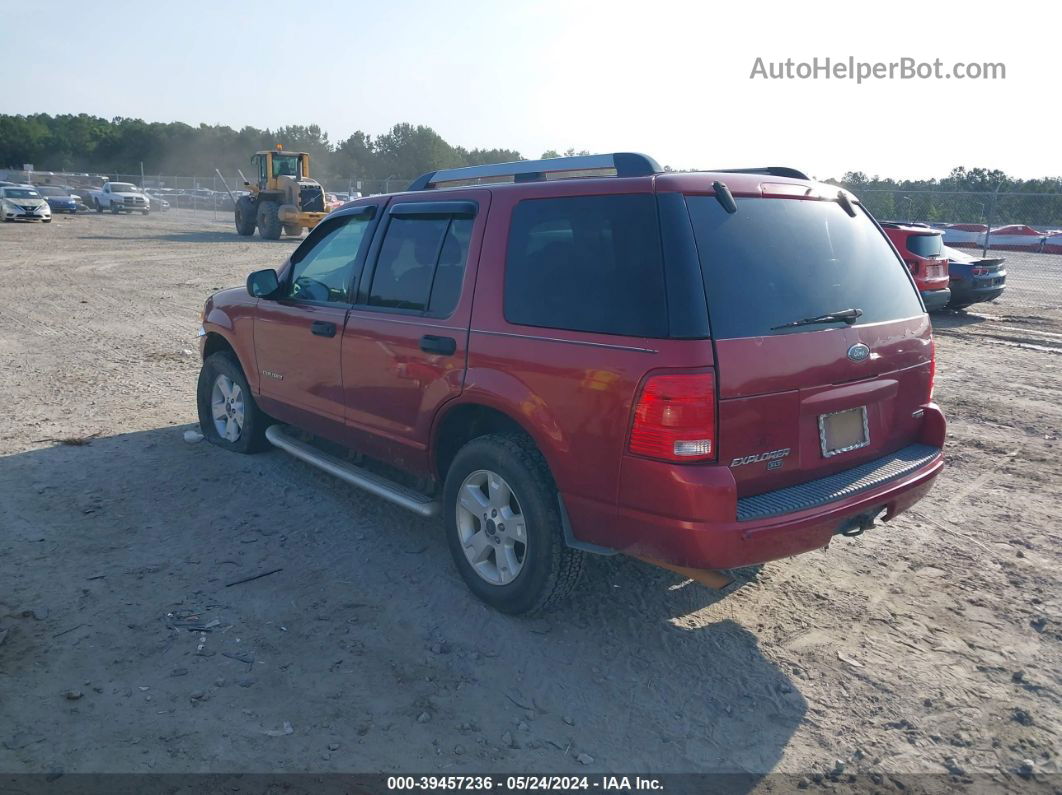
[0,113,534,185]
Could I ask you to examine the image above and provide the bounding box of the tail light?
[629,372,716,462]
[972,266,989,276]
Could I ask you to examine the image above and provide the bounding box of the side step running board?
[265,425,440,518]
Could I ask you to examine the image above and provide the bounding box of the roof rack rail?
[407,152,661,191]
[711,166,810,180]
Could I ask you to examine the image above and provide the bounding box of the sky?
[4,0,1057,180]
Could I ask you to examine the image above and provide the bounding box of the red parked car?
[880,222,951,311]
[196,154,945,614]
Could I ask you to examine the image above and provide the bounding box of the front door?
[253,207,378,427]
[340,190,489,471]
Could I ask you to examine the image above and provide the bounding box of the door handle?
[420,334,457,356]
[311,320,337,338]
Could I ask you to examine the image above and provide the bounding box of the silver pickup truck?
[88,182,150,215]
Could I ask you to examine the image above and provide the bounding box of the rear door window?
[503,194,668,337]
[686,196,924,339]
[368,216,473,315]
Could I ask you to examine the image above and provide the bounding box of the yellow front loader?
[234,145,328,240]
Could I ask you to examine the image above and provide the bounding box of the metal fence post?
[983,182,1003,257]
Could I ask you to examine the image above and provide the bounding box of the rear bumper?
[949,281,1005,305]
[566,404,946,570]
[920,288,952,311]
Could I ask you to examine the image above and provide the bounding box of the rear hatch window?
[686,196,923,339]
[906,233,944,258]
[686,195,931,497]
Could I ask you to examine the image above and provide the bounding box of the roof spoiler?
[407,152,661,191]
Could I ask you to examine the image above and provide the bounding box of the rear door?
[686,193,933,497]
[339,190,489,471]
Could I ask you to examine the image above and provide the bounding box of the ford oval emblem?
[847,343,871,362]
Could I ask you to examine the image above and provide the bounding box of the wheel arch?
[431,400,558,485]
[201,330,237,362]
[201,324,259,393]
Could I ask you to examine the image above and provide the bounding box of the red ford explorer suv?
[880,222,951,311]
[196,153,945,614]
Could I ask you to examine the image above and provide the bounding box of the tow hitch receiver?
[836,505,887,537]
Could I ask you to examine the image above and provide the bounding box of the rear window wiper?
[771,308,863,330]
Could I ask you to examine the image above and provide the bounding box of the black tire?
[196,352,270,454]
[235,196,257,236]
[141,209,149,216]
[111,203,120,214]
[42,218,51,224]
[256,200,282,240]
[94,199,102,213]
[443,433,583,615]
[283,224,303,238]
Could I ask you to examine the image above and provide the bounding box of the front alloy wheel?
[456,469,528,586]
[210,374,245,443]
[196,352,269,454]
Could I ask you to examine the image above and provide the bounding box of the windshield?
[906,233,944,258]
[4,188,40,198]
[109,183,138,192]
[272,155,300,178]
[37,187,67,196]
[686,196,924,338]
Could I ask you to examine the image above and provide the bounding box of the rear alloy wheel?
[444,433,583,614]
[455,469,529,586]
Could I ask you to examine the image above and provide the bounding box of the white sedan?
[1,186,52,222]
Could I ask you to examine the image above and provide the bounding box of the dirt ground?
[0,210,1059,789]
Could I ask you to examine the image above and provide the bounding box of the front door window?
[284,212,374,304]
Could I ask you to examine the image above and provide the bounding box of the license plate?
[819,406,869,457]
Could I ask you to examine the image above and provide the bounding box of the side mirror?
[247,269,280,298]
